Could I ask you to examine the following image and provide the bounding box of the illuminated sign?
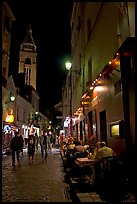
[5,114,14,123]
[110,124,119,136]
[110,120,124,138]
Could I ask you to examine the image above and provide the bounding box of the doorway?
[100,110,107,144]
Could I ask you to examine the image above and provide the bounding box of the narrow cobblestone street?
[2,146,72,202]
[2,146,136,203]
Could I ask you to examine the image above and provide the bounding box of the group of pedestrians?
[10,131,53,166]
[10,132,24,166]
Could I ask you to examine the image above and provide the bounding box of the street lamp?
[35,111,41,123]
[10,95,15,102]
[5,92,16,104]
[65,61,81,136]
[65,61,73,136]
[65,62,72,71]
[65,61,81,75]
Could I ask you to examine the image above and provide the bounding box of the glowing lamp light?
[90,86,94,90]
[115,59,120,66]
[82,93,87,99]
[10,96,15,102]
[65,62,72,70]
[116,52,120,56]
[5,114,14,123]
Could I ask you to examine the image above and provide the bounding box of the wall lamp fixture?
[65,61,81,75]
[5,92,16,104]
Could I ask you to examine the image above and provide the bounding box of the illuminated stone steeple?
[18,25,37,90]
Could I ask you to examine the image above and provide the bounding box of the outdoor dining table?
[75,157,96,184]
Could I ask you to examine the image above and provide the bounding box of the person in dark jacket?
[10,132,21,166]
[28,134,35,164]
[39,131,48,162]
[19,134,24,156]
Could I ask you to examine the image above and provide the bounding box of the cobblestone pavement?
[2,146,72,202]
[2,146,136,203]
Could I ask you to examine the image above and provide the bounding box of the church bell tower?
[18,25,37,90]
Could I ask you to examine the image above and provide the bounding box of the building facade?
[2,2,15,80]
[62,2,135,159]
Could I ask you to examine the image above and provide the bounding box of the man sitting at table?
[94,141,115,162]
[94,141,116,181]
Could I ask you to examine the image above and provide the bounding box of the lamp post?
[65,61,72,136]
[65,61,81,137]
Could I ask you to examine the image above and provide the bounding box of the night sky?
[7,1,72,113]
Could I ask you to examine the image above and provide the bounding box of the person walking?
[39,131,48,162]
[34,132,39,151]
[28,134,35,164]
[10,132,21,166]
[49,134,53,154]
[19,134,24,156]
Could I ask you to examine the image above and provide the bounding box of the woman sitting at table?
[74,140,84,152]
[67,136,75,150]
[73,140,88,159]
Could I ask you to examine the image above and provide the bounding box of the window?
[25,58,31,65]
[114,79,122,95]
[87,19,91,41]
[77,16,81,32]
[88,57,92,81]
[4,16,10,33]
[17,108,19,121]
[3,67,7,78]
[23,111,26,122]
[29,69,31,85]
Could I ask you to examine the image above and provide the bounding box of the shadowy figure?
[19,134,24,156]
[39,131,48,162]
[28,134,35,164]
[10,132,21,166]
